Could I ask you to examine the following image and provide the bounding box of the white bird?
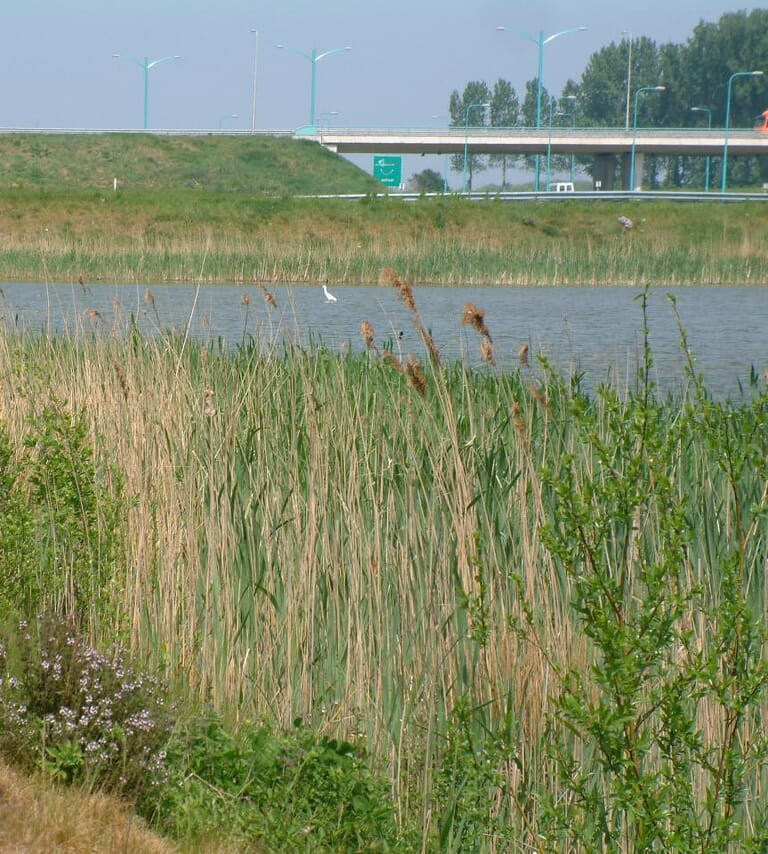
[322,284,337,303]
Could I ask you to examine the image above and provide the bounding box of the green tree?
[488,78,519,189]
[407,168,445,193]
[518,79,551,186]
[449,81,491,190]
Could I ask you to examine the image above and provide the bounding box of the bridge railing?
[300,125,765,141]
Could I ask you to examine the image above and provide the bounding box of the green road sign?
[373,155,402,186]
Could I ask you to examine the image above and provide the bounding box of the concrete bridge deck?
[300,126,768,157]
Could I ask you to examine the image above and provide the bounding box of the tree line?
[413,9,768,191]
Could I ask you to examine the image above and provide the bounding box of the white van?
[547,181,575,193]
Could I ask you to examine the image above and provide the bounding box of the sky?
[3,1,764,186]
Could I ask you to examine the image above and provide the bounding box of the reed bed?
[1,194,768,286]
[1,281,768,848]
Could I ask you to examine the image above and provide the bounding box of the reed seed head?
[481,337,496,366]
[382,351,404,373]
[360,320,376,350]
[258,282,277,308]
[519,343,530,367]
[113,358,129,401]
[405,354,426,396]
[462,303,492,341]
[381,267,416,311]
[204,387,216,418]
[242,293,251,306]
[144,288,155,307]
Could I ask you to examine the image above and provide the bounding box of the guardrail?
[298,190,768,203]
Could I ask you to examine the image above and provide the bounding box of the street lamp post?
[250,29,259,133]
[621,31,633,130]
[462,102,489,194]
[546,97,557,189]
[630,85,665,191]
[277,44,351,128]
[113,53,181,130]
[496,24,587,191]
[690,106,712,192]
[721,70,764,193]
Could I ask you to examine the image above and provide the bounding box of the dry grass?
[0,760,176,854]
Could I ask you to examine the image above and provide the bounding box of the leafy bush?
[154,714,407,852]
[0,613,174,804]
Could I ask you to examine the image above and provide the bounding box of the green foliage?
[407,168,445,193]
[0,613,175,802]
[518,292,768,850]
[154,714,408,852]
[0,405,124,627]
[432,698,519,853]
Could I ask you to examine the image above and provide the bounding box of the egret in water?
[322,284,337,303]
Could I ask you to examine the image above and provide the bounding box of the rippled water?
[1,281,765,399]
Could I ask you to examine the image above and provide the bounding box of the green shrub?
[154,714,408,852]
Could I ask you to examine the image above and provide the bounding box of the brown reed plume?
[380,350,425,396]
[241,293,251,306]
[203,388,217,418]
[381,267,441,367]
[461,302,496,366]
[258,282,277,308]
[360,320,378,353]
[481,337,496,366]
[113,358,129,402]
[144,288,161,327]
[381,351,404,373]
[405,354,426,396]
[461,303,493,342]
[519,343,530,367]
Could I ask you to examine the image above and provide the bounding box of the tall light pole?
[113,53,181,130]
[250,29,259,133]
[277,44,351,128]
[621,31,633,130]
[496,24,587,191]
[721,70,764,194]
[463,102,489,194]
[630,85,665,191]
[546,96,557,189]
[690,106,712,192]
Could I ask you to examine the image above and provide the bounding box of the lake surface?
[0,281,765,399]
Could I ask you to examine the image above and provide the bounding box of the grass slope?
[0,132,380,194]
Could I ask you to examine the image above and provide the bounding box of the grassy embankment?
[0,132,767,285]
[2,279,768,850]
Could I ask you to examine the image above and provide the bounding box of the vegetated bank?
[2,283,768,851]
[0,132,766,285]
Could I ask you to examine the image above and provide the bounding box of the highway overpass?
[297,126,768,190]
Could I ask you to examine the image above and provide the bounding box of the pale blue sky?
[2,2,764,184]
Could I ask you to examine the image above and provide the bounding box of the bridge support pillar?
[592,153,617,190]
[631,153,646,191]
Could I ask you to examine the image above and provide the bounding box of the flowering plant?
[0,613,174,803]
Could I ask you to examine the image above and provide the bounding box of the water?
[0,281,765,399]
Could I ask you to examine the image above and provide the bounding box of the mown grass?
[1,281,768,850]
